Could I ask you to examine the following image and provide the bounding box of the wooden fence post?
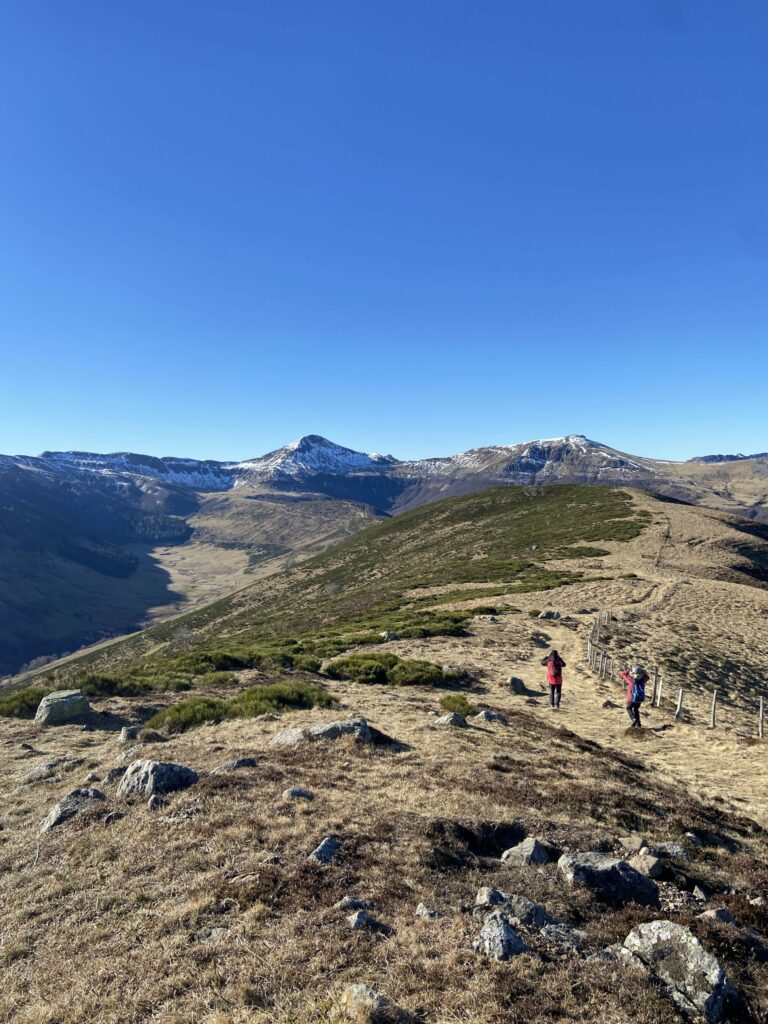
[710,690,718,729]
[651,668,659,705]
[655,676,663,708]
[675,687,684,720]
[759,697,765,740]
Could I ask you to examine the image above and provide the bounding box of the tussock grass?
[324,653,459,687]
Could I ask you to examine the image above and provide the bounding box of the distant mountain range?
[1,433,766,676]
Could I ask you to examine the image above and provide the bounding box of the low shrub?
[529,609,541,618]
[0,686,52,718]
[389,659,445,686]
[325,652,400,685]
[326,652,457,688]
[146,697,229,733]
[439,693,477,716]
[146,681,333,734]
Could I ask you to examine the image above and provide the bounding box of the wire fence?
[585,609,765,740]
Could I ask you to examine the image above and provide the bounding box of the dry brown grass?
[1,669,767,1024]
[3,490,768,1022]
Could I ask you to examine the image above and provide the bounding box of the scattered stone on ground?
[34,690,91,726]
[347,909,373,930]
[210,757,258,775]
[309,836,340,864]
[415,902,440,919]
[538,610,561,620]
[699,908,736,925]
[474,710,508,724]
[120,726,140,742]
[435,712,468,728]
[105,766,127,783]
[557,851,660,907]
[339,983,403,1022]
[84,772,100,783]
[475,886,509,908]
[39,787,105,834]
[282,786,313,801]
[629,852,664,878]
[473,910,528,961]
[693,885,709,902]
[656,841,690,862]
[16,761,61,788]
[270,717,372,747]
[335,896,373,912]
[540,922,586,949]
[685,831,704,846]
[507,676,526,694]
[117,760,199,797]
[619,834,649,854]
[104,811,124,826]
[504,894,552,928]
[622,920,737,1023]
[502,836,550,866]
[147,795,168,812]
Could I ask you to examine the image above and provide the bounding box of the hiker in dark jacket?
[541,649,566,708]
[620,665,648,728]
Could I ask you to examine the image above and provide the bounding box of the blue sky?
[1,1,766,462]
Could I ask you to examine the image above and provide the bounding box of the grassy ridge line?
[25,485,647,688]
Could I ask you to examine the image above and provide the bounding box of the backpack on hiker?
[631,676,646,703]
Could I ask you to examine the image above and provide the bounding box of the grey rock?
[628,853,664,879]
[623,920,736,1022]
[685,831,704,846]
[558,852,660,907]
[473,910,528,961]
[502,836,550,866]
[415,902,440,919]
[540,922,586,948]
[335,896,373,912]
[120,726,140,742]
[699,908,736,925]
[34,690,91,726]
[656,841,690,862]
[117,759,198,797]
[507,676,526,694]
[39,787,105,833]
[270,717,372,747]
[619,833,649,855]
[339,984,401,1021]
[309,836,340,864]
[505,894,552,928]
[693,885,709,902]
[435,712,468,728]
[749,895,766,907]
[210,757,258,775]
[147,795,168,811]
[474,710,508,724]
[84,772,100,783]
[282,786,314,801]
[380,631,400,641]
[538,610,561,620]
[104,811,124,826]
[17,760,61,787]
[105,766,127,783]
[475,886,509,908]
[347,909,372,930]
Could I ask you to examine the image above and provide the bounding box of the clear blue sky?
[1,1,766,462]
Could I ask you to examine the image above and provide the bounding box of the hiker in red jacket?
[620,665,648,728]
[541,649,566,709]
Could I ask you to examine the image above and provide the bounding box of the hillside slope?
[1,485,767,1023]
[3,434,767,674]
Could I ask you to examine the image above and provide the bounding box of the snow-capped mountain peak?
[237,435,398,480]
